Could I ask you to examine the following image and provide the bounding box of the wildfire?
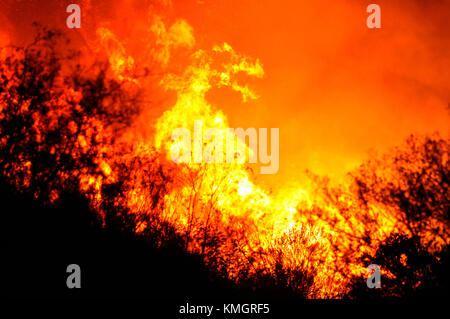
[0,1,448,299]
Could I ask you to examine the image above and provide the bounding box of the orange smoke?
[0,0,448,298]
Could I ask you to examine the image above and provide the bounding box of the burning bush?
[0,26,140,201]
[0,27,448,299]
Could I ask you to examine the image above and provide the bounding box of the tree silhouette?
[348,234,450,298]
[1,26,448,299]
[0,26,140,203]
[0,27,246,299]
[346,134,449,298]
[352,134,449,250]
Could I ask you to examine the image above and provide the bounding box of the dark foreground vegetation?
[0,28,307,300]
[0,28,449,300]
[0,178,241,299]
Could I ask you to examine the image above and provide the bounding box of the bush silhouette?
[348,234,450,298]
[1,26,448,299]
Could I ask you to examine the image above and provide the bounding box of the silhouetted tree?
[0,26,141,202]
[345,134,449,298]
[348,233,450,298]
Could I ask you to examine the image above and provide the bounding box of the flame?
[0,2,448,299]
[151,15,195,66]
[96,27,137,82]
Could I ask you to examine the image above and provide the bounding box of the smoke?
[178,0,450,188]
[1,1,448,298]
[0,0,448,190]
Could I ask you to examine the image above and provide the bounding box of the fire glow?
[0,0,448,298]
[170,120,279,174]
